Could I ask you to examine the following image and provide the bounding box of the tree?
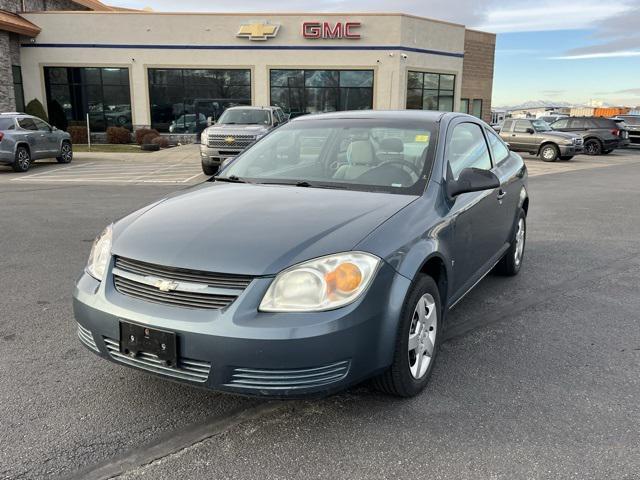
[47,99,68,131]
[25,99,49,123]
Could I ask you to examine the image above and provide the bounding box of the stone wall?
[0,0,88,12]
[461,29,496,123]
[0,31,16,112]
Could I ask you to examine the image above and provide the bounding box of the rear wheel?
[495,209,526,276]
[560,155,574,161]
[57,141,73,163]
[373,275,442,397]
[584,139,602,155]
[540,144,559,162]
[12,146,31,172]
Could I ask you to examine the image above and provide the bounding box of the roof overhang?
[0,10,40,36]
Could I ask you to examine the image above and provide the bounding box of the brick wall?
[461,29,496,123]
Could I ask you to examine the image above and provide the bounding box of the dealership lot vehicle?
[613,115,640,145]
[200,106,288,175]
[500,118,582,161]
[550,116,628,154]
[74,111,528,398]
[0,113,72,172]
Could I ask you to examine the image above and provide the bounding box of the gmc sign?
[302,21,362,39]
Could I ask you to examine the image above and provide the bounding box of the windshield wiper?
[214,175,251,183]
[259,180,347,189]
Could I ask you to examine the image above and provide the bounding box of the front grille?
[207,134,256,149]
[226,360,350,391]
[104,337,211,383]
[77,323,99,352]
[112,256,252,310]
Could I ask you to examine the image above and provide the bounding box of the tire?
[495,209,526,276]
[202,163,218,176]
[584,139,602,155]
[540,144,559,162]
[56,141,73,164]
[560,155,574,161]
[373,275,442,397]
[12,146,31,172]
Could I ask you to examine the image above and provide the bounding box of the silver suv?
[200,106,287,175]
[0,113,73,172]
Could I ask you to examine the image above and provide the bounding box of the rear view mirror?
[447,168,500,198]
[526,127,535,134]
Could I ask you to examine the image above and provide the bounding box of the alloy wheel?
[18,149,30,169]
[514,217,525,266]
[408,293,437,379]
[61,144,72,162]
[542,146,555,160]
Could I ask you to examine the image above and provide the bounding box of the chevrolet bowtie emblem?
[225,136,236,144]
[154,279,179,292]
[237,22,280,41]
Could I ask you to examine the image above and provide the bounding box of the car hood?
[545,130,580,140]
[111,183,416,276]
[206,125,270,136]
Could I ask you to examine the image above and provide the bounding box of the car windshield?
[221,118,437,195]
[620,116,640,125]
[532,119,552,132]
[218,109,271,125]
[0,118,15,130]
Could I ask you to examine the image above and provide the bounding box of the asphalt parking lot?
[1,148,639,480]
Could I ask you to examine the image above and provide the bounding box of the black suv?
[550,117,628,155]
[612,115,640,145]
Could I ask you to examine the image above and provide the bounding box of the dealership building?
[0,0,496,139]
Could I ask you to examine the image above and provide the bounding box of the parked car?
[199,106,288,175]
[499,118,583,162]
[550,116,628,155]
[537,114,568,124]
[0,113,73,172]
[74,110,529,398]
[168,113,207,134]
[612,115,640,145]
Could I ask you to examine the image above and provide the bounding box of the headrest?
[379,137,404,153]
[347,141,376,166]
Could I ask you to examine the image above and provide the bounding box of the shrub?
[135,128,160,145]
[67,126,88,144]
[106,126,131,144]
[25,99,49,123]
[151,136,170,148]
[142,132,159,145]
[47,100,68,131]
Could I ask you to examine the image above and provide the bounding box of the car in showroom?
[199,106,287,175]
[549,116,628,154]
[499,118,583,161]
[0,113,73,172]
[74,110,529,398]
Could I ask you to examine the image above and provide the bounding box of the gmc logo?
[302,21,361,39]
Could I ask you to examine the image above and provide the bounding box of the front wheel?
[57,142,73,163]
[373,275,442,397]
[540,144,559,162]
[495,209,526,276]
[201,162,218,176]
[12,146,31,172]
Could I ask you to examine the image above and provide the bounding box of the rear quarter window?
[0,118,15,130]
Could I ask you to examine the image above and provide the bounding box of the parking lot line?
[10,162,98,180]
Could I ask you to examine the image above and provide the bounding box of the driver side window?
[447,122,491,180]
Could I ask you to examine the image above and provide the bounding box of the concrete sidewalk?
[74,144,200,164]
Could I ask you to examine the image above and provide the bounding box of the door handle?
[497,189,507,200]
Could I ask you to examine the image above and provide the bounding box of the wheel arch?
[537,141,559,155]
[415,253,449,311]
[14,141,30,155]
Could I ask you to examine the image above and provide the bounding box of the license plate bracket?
[119,321,177,366]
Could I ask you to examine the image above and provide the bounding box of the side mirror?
[220,157,235,170]
[52,126,58,131]
[447,168,500,198]
[504,142,511,149]
[207,116,215,127]
[526,127,535,134]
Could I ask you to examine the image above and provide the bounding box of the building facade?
[2,3,496,139]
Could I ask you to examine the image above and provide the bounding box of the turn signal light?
[0,132,4,142]
[326,262,363,295]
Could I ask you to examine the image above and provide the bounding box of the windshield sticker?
[415,134,430,143]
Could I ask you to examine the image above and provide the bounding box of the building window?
[471,99,483,118]
[270,69,374,115]
[406,71,455,112]
[148,68,251,134]
[12,66,25,113]
[44,67,131,132]
[460,98,469,114]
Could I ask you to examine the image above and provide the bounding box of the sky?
[107,0,640,108]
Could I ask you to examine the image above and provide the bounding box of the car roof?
[290,110,450,123]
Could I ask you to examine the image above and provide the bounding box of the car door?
[16,117,42,158]
[445,120,508,299]
[513,120,539,152]
[33,118,59,156]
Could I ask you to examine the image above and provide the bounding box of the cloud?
[551,50,640,60]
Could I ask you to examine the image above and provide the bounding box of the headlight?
[259,252,381,312]
[200,131,208,145]
[86,224,113,281]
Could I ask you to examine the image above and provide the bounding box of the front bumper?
[73,260,410,398]
[558,144,583,155]
[200,146,243,167]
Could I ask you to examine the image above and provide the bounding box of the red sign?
[302,21,361,39]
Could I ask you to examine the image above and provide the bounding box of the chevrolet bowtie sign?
[237,22,280,41]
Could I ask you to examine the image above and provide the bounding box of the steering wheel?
[376,159,422,178]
